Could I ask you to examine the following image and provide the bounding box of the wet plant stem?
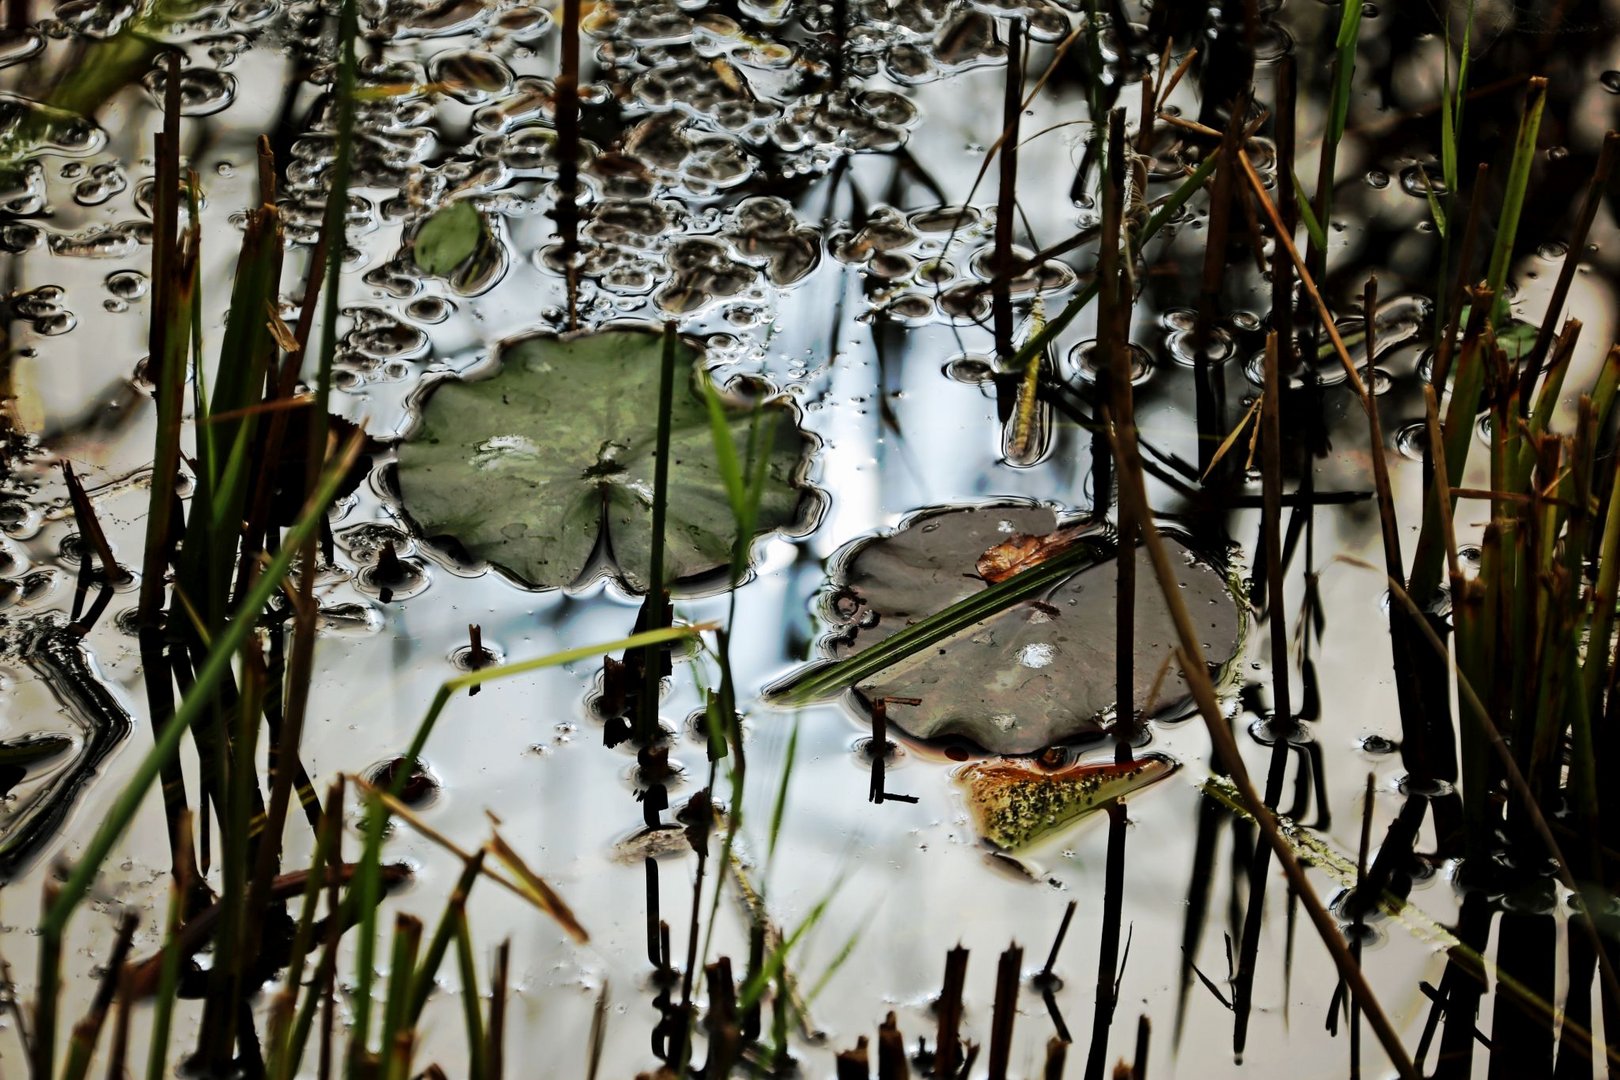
[637,322,679,745]
[993,20,1023,364]
[556,0,581,326]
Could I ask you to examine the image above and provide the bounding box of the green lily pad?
[414,200,486,276]
[395,328,816,592]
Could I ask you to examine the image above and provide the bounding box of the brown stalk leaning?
[1236,147,1435,783]
[1108,375,1419,1078]
[933,946,969,1077]
[987,944,1022,1080]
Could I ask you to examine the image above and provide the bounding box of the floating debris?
[958,754,1179,850]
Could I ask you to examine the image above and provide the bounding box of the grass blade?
[1484,77,1548,319]
[763,536,1106,706]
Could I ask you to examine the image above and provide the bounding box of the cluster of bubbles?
[830,204,1075,324]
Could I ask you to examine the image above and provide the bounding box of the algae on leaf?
[395,327,816,592]
[958,754,1178,849]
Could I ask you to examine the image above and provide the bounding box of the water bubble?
[1398,163,1447,199]
[318,602,385,634]
[1166,326,1233,366]
[1603,71,1620,94]
[104,269,146,300]
[406,295,453,323]
[450,637,505,671]
[365,757,441,806]
[1357,365,1393,395]
[944,355,994,384]
[141,65,237,116]
[1159,307,1197,332]
[337,522,414,563]
[882,292,933,321]
[1070,339,1153,385]
[1393,421,1428,460]
[1365,168,1390,189]
[10,284,75,335]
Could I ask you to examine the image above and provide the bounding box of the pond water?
[3,0,1620,1076]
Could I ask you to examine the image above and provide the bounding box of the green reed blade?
[764,537,1106,706]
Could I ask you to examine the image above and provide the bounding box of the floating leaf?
[958,753,1179,849]
[414,200,486,276]
[396,328,816,592]
[774,502,1244,754]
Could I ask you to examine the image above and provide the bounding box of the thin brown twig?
[1111,452,1419,1076]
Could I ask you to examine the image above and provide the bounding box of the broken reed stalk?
[1235,148,1434,780]
[1349,772,1376,1076]
[837,1038,871,1080]
[934,946,969,1077]
[987,944,1023,1080]
[1269,57,1295,366]
[58,911,136,1080]
[1086,109,1137,1080]
[1108,398,1418,1077]
[1086,805,1128,1080]
[877,1012,907,1079]
[1259,327,1291,729]
[1193,108,1242,478]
